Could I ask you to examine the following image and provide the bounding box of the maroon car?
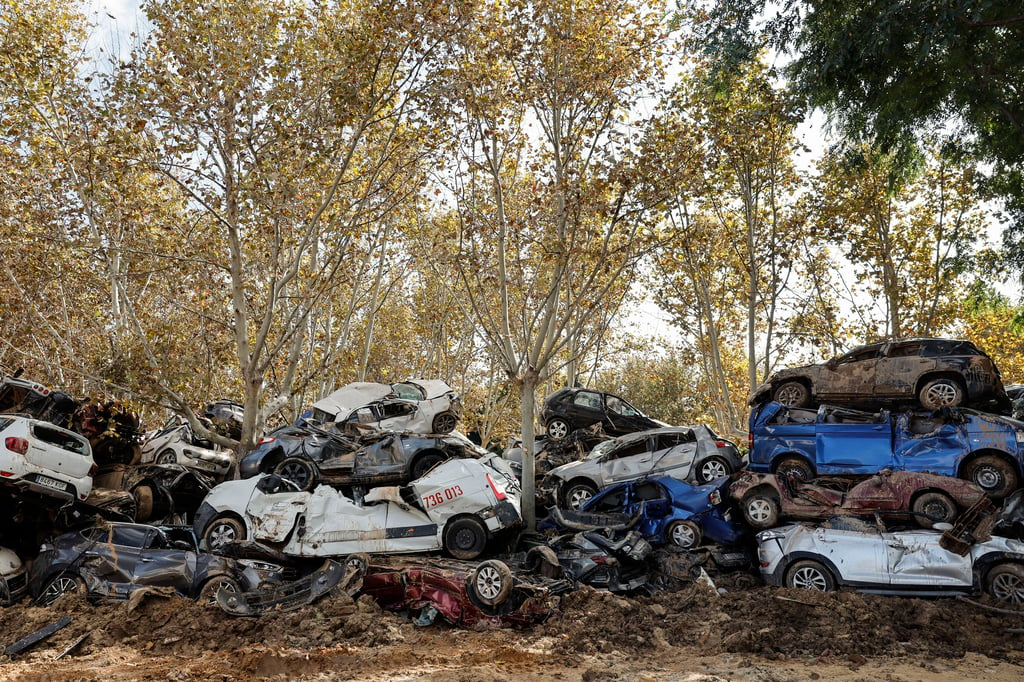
[729,469,987,530]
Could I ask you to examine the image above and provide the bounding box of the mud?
[2,577,1023,680]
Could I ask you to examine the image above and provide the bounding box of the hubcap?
[209,523,237,549]
[672,524,697,548]
[568,487,593,510]
[475,566,504,600]
[280,462,310,487]
[792,567,828,591]
[991,573,1024,605]
[44,577,79,603]
[548,421,569,439]
[776,385,804,405]
[454,527,477,550]
[974,465,1003,491]
[926,383,958,406]
[701,460,727,480]
[748,498,773,524]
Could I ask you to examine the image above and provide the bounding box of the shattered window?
[836,346,882,365]
[379,402,416,419]
[608,440,650,460]
[32,424,88,455]
[573,392,603,410]
[392,383,426,400]
[110,525,149,548]
[653,432,693,449]
[887,342,922,358]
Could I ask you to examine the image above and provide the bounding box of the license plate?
[35,475,67,492]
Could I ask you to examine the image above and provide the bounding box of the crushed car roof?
[311,379,452,419]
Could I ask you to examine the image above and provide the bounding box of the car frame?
[757,517,1024,605]
[140,414,234,477]
[0,413,95,502]
[750,338,1009,411]
[747,401,1024,498]
[539,425,744,510]
[195,454,522,561]
[309,379,461,435]
[539,388,666,440]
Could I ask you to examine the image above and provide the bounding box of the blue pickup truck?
[748,401,1024,498]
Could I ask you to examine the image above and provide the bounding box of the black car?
[539,388,666,440]
[238,422,487,491]
[750,338,1010,411]
[29,522,287,605]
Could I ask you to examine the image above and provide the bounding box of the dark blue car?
[543,476,745,550]
[748,401,1024,498]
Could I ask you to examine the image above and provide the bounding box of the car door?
[883,529,973,588]
[604,395,650,433]
[602,436,655,484]
[567,390,605,430]
[893,412,966,476]
[647,430,698,480]
[78,525,148,599]
[129,527,196,595]
[808,524,888,586]
[286,486,397,556]
[873,341,924,399]
[376,399,420,432]
[815,345,884,401]
[815,406,896,474]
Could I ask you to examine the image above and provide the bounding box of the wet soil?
[2,573,1023,681]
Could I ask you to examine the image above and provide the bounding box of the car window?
[591,488,627,512]
[820,407,887,424]
[350,407,376,424]
[607,440,649,460]
[379,401,416,419]
[836,346,882,365]
[31,423,89,455]
[886,342,922,358]
[921,340,979,357]
[653,432,693,449]
[110,525,149,548]
[633,481,665,501]
[0,417,13,431]
[769,407,816,425]
[586,439,619,460]
[84,527,109,542]
[612,397,641,417]
[392,382,426,400]
[573,391,603,410]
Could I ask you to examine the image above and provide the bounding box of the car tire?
[773,381,811,407]
[444,516,488,560]
[199,576,240,606]
[561,480,597,510]
[667,520,702,549]
[962,455,1019,499]
[525,545,562,578]
[911,491,957,527]
[785,560,835,592]
[40,573,86,606]
[742,490,781,529]
[986,563,1024,606]
[696,456,732,483]
[467,559,514,607]
[156,449,178,465]
[774,456,814,481]
[410,452,447,480]
[133,484,156,523]
[546,418,571,440]
[273,456,318,492]
[203,515,246,551]
[918,378,964,410]
[344,553,370,579]
[431,412,458,434]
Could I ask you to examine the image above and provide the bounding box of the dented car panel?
[309,379,461,434]
[757,519,1024,599]
[217,559,347,616]
[748,402,1024,495]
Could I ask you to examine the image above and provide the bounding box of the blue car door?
[816,406,895,474]
[893,412,967,476]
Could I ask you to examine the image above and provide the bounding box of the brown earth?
[2,573,1024,681]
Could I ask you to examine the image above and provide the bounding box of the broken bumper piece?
[216,559,347,616]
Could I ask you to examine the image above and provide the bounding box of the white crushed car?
[0,545,28,605]
[140,415,234,477]
[0,414,95,501]
[194,454,521,560]
[309,379,460,434]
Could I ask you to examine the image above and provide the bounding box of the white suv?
[0,415,95,501]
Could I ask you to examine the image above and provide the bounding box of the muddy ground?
[2,572,1024,681]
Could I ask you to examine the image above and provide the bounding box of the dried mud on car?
[1,577,1024,680]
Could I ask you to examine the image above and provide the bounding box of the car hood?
[546,457,596,481]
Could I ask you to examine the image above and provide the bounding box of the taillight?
[257,436,276,446]
[88,463,98,477]
[4,437,27,455]
[709,490,722,505]
[715,440,728,448]
[748,433,753,450]
[486,473,506,501]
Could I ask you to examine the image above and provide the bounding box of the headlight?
[1015,431,1024,444]
[238,559,282,572]
[755,530,786,542]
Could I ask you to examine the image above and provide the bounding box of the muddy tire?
[156,449,178,465]
[467,559,513,607]
[40,573,86,606]
[962,455,1019,499]
[133,484,156,523]
[773,381,811,407]
[525,545,562,578]
[742,491,781,529]
[410,452,446,480]
[919,378,964,410]
[561,480,597,510]
[785,560,835,592]
[273,456,318,492]
[546,418,571,440]
[199,576,240,606]
[667,520,702,549]
[431,412,458,434]
[986,563,1024,606]
[774,456,814,481]
[203,515,246,551]
[443,516,488,560]
[696,456,732,483]
[911,491,957,527]
[345,553,370,579]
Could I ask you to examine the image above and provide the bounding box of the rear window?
[921,340,981,357]
[31,423,89,456]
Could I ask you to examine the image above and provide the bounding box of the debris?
[4,615,72,656]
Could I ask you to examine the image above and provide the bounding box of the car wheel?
[667,520,702,549]
[774,456,814,481]
[962,455,1019,499]
[443,516,488,560]
[525,545,562,578]
[561,480,597,510]
[773,381,811,407]
[156,449,178,465]
[344,553,370,579]
[203,516,246,551]
[410,452,446,480]
[986,563,1024,606]
[133,484,156,523]
[918,378,964,410]
[199,576,240,606]
[546,418,571,440]
[273,456,318,492]
[467,559,514,607]
[911,491,957,528]
[40,573,86,606]
[785,560,835,592]
[431,412,458,434]
[696,456,732,483]
[742,491,781,529]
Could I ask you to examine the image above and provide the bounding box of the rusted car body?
[360,556,571,629]
[751,338,1009,411]
[748,401,1024,498]
[729,469,987,530]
